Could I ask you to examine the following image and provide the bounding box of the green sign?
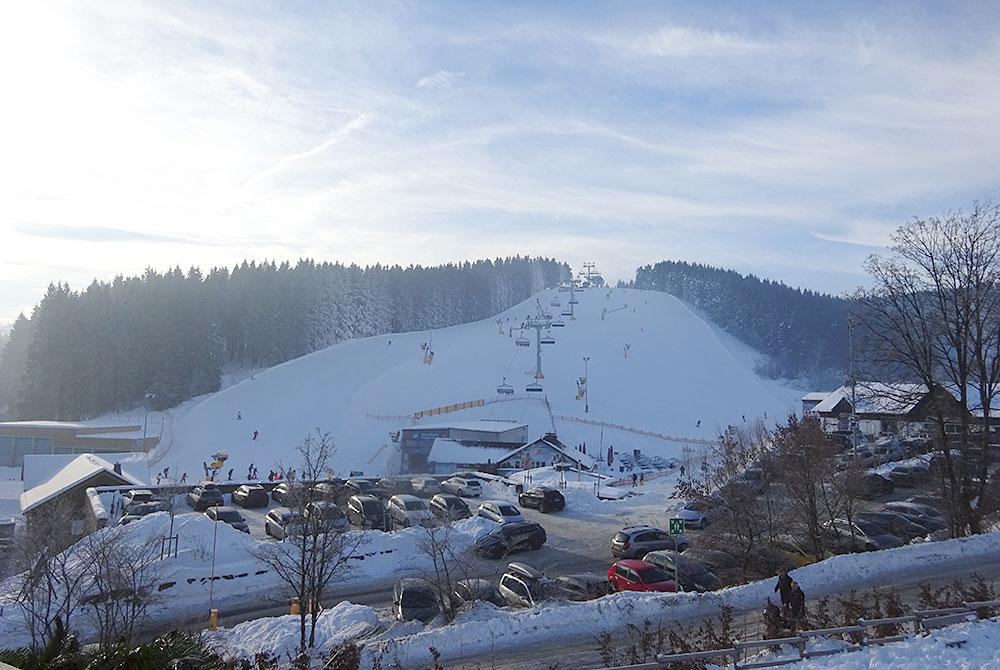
[668,518,685,535]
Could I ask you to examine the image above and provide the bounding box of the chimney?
[113,462,122,475]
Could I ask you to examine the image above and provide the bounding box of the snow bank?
[210,601,380,659]
[360,531,1000,668]
[729,616,1000,670]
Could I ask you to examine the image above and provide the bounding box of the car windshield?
[361,501,382,513]
[242,486,263,493]
[613,532,630,543]
[446,499,466,509]
[216,510,243,523]
[316,504,343,518]
[404,500,427,511]
[677,558,708,576]
[639,567,671,584]
[132,502,160,514]
[499,505,520,516]
[684,501,703,511]
[466,480,481,486]
[400,589,435,607]
[352,480,373,490]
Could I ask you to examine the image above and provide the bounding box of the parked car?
[855,511,928,539]
[346,494,390,531]
[886,465,930,489]
[554,574,614,601]
[676,499,719,529]
[264,507,303,540]
[518,486,565,513]
[122,489,155,510]
[271,481,305,504]
[393,578,439,622]
[474,521,546,558]
[440,476,483,498]
[232,484,269,508]
[608,559,680,593]
[377,477,413,496]
[119,500,168,525]
[452,579,505,608]
[387,494,435,529]
[410,476,441,497]
[643,550,721,593]
[205,506,250,533]
[429,493,471,521]
[477,500,525,524]
[859,473,895,500]
[311,480,345,502]
[611,526,688,559]
[884,500,944,521]
[498,562,548,608]
[305,501,348,529]
[187,483,224,511]
[821,518,884,552]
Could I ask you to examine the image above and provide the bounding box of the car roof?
[559,573,607,584]
[239,483,264,490]
[350,494,380,503]
[392,494,422,503]
[433,493,462,501]
[619,525,658,534]
[127,488,153,495]
[615,559,657,570]
[506,562,544,580]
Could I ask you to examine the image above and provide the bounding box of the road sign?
[668,518,685,535]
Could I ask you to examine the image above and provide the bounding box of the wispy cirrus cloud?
[416,70,464,90]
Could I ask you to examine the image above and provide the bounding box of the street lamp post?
[583,356,590,414]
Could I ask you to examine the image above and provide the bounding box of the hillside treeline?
[633,260,849,383]
[0,257,567,419]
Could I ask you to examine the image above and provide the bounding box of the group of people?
[765,569,807,633]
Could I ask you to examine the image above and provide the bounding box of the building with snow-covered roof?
[0,420,156,467]
[400,420,527,473]
[20,453,145,543]
[494,433,596,472]
[801,391,833,415]
[807,383,966,438]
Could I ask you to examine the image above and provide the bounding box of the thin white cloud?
[596,25,764,58]
[416,70,464,90]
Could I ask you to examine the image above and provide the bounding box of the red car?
[608,559,680,593]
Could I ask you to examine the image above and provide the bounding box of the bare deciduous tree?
[253,430,366,652]
[854,201,1000,536]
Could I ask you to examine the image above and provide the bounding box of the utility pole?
[848,316,858,458]
[583,356,590,414]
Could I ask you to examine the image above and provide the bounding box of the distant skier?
[696,420,701,428]
[180,472,187,483]
[252,430,259,440]
[742,414,746,422]
[227,468,233,481]
[388,339,391,346]
[237,411,242,420]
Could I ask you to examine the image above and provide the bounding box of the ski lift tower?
[525,317,550,392]
[582,262,597,284]
[561,281,580,320]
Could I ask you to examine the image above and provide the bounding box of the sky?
[1,1,999,321]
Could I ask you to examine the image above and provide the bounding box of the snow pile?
[359,531,1000,668]
[152,288,801,478]
[210,601,380,659]
[730,616,1000,669]
[871,454,932,476]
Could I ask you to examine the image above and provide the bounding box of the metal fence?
[607,599,1000,669]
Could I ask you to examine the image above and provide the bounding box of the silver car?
[611,525,688,559]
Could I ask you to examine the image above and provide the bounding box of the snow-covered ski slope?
[155,288,802,477]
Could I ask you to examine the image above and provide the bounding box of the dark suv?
[186,483,224,511]
[474,521,546,559]
[518,487,565,513]
[346,494,390,531]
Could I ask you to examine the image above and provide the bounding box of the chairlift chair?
[496,378,514,395]
[516,336,530,347]
[525,382,544,393]
[569,297,579,305]
[561,310,572,317]
[550,299,561,307]
[551,319,565,327]
[540,335,555,345]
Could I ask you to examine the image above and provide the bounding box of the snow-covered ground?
[348,530,1000,668]
[731,616,1000,670]
[145,287,801,481]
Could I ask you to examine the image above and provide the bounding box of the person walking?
[180,472,187,483]
[631,472,638,487]
[252,430,259,440]
[774,569,793,606]
[787,582,806,629]
[679,465,686,477]
[227,468,234,481]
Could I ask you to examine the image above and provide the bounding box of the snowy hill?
[152,288,802,479]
